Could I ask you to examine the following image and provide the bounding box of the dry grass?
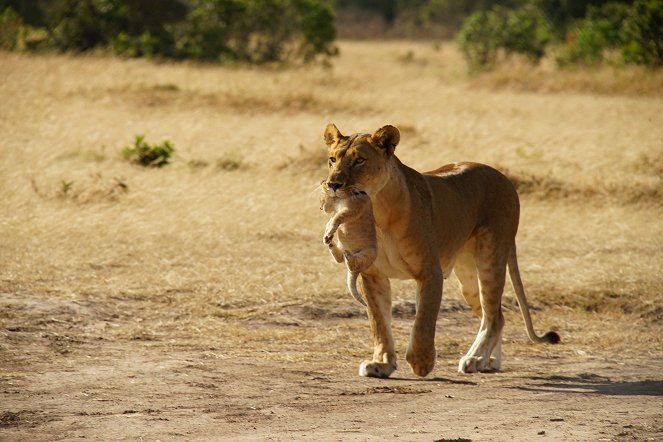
[468,56,663,97]
[1,40,662,363]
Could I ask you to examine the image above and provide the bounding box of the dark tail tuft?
[543,331,561,344]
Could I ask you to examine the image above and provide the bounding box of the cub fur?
[320,184,377,307]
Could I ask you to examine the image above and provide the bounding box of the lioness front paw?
[359,360,396,378]
[406,346,436,377]
[458,355,495,374]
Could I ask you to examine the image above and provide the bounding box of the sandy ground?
[1,41,662,440]
[2,297,662,441]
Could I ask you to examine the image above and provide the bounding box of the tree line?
[0,0,660,67]
[0,0,336,63]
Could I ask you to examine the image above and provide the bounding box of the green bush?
[557,1,662,68]
[0,7,22,49]
[557,20,610,67]
[500,6,551,62]
[457,5,551,70]
[457,9,500,69]
[621,0,663,67]
[1,0,336,64]
[122,135,174,168]
[557,2,630,67]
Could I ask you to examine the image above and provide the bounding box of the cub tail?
[347,271,367,307]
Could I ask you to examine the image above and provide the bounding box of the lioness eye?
[354,158,366,166]
[328,157,336,164]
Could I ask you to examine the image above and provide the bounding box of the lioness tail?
[507,244,560,344]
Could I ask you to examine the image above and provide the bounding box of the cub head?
[323,123,400,196]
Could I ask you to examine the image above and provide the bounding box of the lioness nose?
[327,181,342,191]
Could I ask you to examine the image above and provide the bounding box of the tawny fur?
[322,123,559,378]
[320,185,377,307]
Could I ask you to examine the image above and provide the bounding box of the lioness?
[323,123,559,378]
[320,184,377,307]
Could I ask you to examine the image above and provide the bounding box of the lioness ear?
[371,125,400,156]
[324,123,343,147]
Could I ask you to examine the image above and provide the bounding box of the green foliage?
[0,7,22,49]
[556,2,630,67]
[501,6,552,61]
[60,180,74,196]
[557,0,662,68]
[620,0,663,67]
[122,135,174,168]
[557,20,611,67]
[456,10,500,69]
[457,5,551,70]
[1,0,336,64]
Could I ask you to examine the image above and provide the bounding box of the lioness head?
[323,123,400,196]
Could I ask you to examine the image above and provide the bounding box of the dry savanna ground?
[1,41,662,441]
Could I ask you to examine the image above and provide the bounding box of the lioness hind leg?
[454,240,482,319]
[458,234,507,374]
[455,247,503,371]
[489,335,502,371]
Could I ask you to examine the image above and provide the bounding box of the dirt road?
[2,293,661,441]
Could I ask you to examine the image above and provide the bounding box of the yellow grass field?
[1,41,662,440]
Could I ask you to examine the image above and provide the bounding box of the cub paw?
[323,233,333,245]
[359,360,396,378]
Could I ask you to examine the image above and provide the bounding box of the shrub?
[457,9,500,69]
[557,2,630,68]
[557,20,610,67]
[557,1,662,68]
[122,135,174,168]
[621,0,663,67]
[500,6,551,63]
[1,0,336,64]
[457,5,551,70]
[0,7,22,50]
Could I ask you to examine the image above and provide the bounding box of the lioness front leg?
[358,273,397,378]
[406,267,443,377]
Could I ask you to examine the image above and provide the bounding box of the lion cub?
[320,186,377,307]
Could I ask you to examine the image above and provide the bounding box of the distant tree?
[457,4,551,69]
[0,0,337,63]
[620,0,663,67]
[336,0,397,24]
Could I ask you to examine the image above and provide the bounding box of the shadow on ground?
[517,374,663,396]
